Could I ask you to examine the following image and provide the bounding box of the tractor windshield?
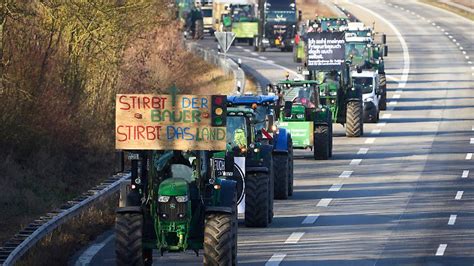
[267,10,297,23]
[226,116,248,149]
[353,77,374,94]
[346,43,369,61]
[283,86,316,108]
[231,5,255,22]
[254,106,270,130]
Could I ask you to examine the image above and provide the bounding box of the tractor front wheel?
[116,212,144,266]
[273,154,289,199]
[346,101,364,137]
[288,139,294,196]
[245,172,270,227]
[314,125,330,160]
[204,213,234,265]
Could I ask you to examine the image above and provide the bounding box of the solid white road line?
[329,184,343,192]
[302,214,320,224]
[466,153,473,160]
[365,138,376,144]
[371,129,381,135]
[75,234,114,266]
[455,191,464,200]
[377,122,387,127]
[285,232,305,244]
[358,148,369,154]
[448,215,457,225]
[462,170,469,178]
[317,198,332,207]
[352,2,410,88]
[350,159,362,165]
[339,170,353,178]
[259,56,267,60]
[436,244,447,256]
[265,254,286,266]
[382,114,392,119]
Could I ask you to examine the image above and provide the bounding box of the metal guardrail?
[185,42,246,94]
[0,172,131,266]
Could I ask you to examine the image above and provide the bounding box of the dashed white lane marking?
[243,49,251,52]
[466,56,470,60]
[371,129,381,135]
[436,244,447,256]
[329,184,343,192]
[377,122,387,127]
[358,148,369,154]
[393,94,401,99]
[470,138,474,144]
[441,28,445,32]
[365,138,376,144]
[431,22,436,26]
[467,153,473,160]
[471,67,474,71]
[395,89,403,93]
[267,60,275,64]
[75,234,114,265]
[436,25,440,28]
[339,170,353,178]
[460,46,464,50]
[350,159,362,165]
[452,39,457,42]
[317,198,332,207]
[382,114,392,119]
[259,56,267,60]
[456,42,460,46]
[302,214,320,224]
[387,106,395,111]
[469,61,473,64]
[251,52,258,56]
[462,170,469,178]
[448,215,457,225]
[353,3,410,88]
[462,51,467,54]
[285,232,305,243]
[455,191,464,200]
[236,46,243,49]
[265,253,286,266]
[448,35,453,39]
[444,32,449,35]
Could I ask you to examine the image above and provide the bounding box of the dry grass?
[16,194,118,266]
[297,0,337,20]
[421,0,474,20]
[452,0,474,9]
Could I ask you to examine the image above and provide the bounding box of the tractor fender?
[205,206,233,214]
[273,128,290,153]
[246,166,269,174]
[345,87,363,102]
[314,108,332,126]
[116,206,142,214]
[216,178,237,208]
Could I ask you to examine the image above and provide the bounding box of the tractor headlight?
[175,195,189,203]
[254,148,260,153]
[364,97,374,102]
[330,91,337,96]
[158,196,170,203]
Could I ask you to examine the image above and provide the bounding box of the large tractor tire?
[273,154,289,199]
[346,101,363,137]
[268,160,274,224]
[379,74,387,110]
[244,172,269,227]
[194,20,204,40]
[231,192,238,266]
[203,213,234,265]
[313,125,330,160]
[116,212,144,266]
[288,139,294,196]
[328,122,333,158]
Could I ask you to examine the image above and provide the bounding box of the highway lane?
[79,1,474,265]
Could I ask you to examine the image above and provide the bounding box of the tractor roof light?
[175,195,188,203]
[158,196,170,203]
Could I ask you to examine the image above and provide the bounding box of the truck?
[200,4,214,35]
[115,94,238,265]
[255,0,298,52]
[227,94,294,199]
[218,0,259,45]
[352,70,381,122]
[274,79,333,160]
[226,107,275,226]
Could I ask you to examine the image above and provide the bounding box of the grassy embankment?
[420,0,474,20]
[0,1,252,263]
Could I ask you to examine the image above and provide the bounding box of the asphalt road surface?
[77,0,474,265]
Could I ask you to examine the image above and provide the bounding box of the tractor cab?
[276,80,320,122]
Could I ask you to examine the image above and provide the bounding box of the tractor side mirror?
[382,33,387,44]
[266,114,274,132]
[384,45,388,57]
[284,101,293,117]
[256,130,263,142]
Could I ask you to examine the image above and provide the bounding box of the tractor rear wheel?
[268,159,274,224]
[379,74,387,110]
[116,212,143,266]
[288,139,294,196]
[231,191,238,266]
[328,122,333,157]
[346,101,363,137]
[314,125,330,160]
[273,154,289,199]
[203,213,234,265]
[245,172,269,227]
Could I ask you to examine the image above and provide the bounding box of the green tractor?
[222,4,258,45]
[115,94,238,265]
[274,79,333,160]
[226,107,275,227]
